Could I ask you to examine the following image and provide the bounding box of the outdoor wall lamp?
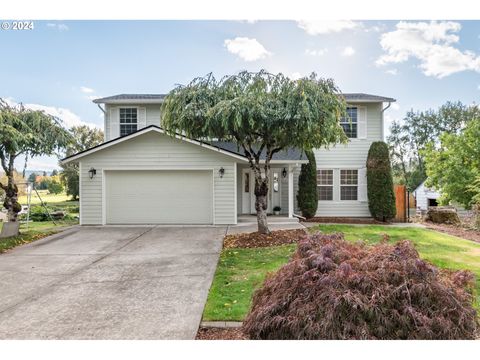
[88,167,97,179]
[219,167,225,178]
[282,168,287,178]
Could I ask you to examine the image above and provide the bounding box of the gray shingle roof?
[93,94,167,104]
[210,141,306,161]
[93,93,395,104]
[342,93,396,102]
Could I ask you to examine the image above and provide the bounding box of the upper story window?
[340,107,358,138]
[119,108,138,136]
[340,169,358,200]
[317,169,333,201]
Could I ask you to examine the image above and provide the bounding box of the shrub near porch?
[202,225,480,322]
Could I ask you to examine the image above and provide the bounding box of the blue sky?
[1,20,479,171]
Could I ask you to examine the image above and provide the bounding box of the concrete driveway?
[0,225,226,339]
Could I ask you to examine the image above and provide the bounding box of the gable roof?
[61,125,308,164]
[93,93,395,104]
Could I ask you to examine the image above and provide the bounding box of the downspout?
[97,104,106,114]
[380,101,392,141]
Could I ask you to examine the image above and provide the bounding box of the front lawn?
[203,225,480,322]
[17,190,73,205]
[0,220,77,253]
[203,245,296,321]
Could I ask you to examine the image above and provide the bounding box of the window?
[340,107,358,138]
[340,169,358,200]
[119,108,138,136]
[244,172,250,193]
[317,169,333,201]
[273,172,279,192]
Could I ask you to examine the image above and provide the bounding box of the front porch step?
[237,215,299,224]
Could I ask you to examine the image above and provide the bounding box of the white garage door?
[105,170,213,224]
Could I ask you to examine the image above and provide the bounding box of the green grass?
[18,190,73,205]
[203,245,296,321]
[0,219,77,253]
[203,225,480,321]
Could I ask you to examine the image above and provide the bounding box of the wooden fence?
[394,184,407,222]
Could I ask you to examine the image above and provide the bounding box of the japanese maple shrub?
[243,232,478,340]
[366,141,396,222]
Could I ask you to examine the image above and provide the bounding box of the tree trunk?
[254,173,270,234]
[1,157,22,225]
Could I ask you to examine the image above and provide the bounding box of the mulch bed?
[424,222,480,244]
[196,327,249,340]
[223,229,307,249]
[303,217,384,224]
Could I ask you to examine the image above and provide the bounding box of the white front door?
[242,168,282,214]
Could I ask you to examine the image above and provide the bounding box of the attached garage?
[105,170,213,224]
[62,126,245,225]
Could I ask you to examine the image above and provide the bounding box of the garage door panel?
[106,170,213,224]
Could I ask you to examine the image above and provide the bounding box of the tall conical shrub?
[367,141,396,221]
[297,150,318,218]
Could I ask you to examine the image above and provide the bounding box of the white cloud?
[341,46,355,57]
[297,20,360,35]
[305,48,328,56]
[224,37,272,61]
[391,103,400,111]
[80,86,95,94]
[46,23,69,31]
[4,98,99,129]
[376,21,480,78]
[386,69,398,75]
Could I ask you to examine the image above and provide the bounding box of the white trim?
[101,169,106,225]
[339,168,359,201]
[118,106,140,137]
[288,165,294,218]
[61,126,249,164]
[102,168,216,225]
[212,168,216,225]
[233,163,237,224]
[79,161,83,225]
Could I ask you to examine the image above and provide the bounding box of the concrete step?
[237,215,299,224]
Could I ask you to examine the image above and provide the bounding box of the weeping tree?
[0,99,72,233]
[161,70,347,234]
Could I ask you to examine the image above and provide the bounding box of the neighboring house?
[414,180,440,212]
[61,92,395,225]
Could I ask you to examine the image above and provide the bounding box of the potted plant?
[273,206,281,216]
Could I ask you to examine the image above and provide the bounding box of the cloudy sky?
[1,20,479,170]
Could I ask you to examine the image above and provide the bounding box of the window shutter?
[109,107,119,139]
[138,107,147,129]
[358,167,368,202]
[358,106,367,139]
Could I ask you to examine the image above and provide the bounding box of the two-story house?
[61,93,395,225]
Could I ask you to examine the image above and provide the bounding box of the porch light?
[88,167,97,179]
[282,168,287,178]
[219,167,225,178]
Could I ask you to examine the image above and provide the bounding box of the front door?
[242,168,282,214]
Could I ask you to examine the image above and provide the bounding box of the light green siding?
[313,102,383,217]
[79,131,238,225]
[104,104,161,141]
